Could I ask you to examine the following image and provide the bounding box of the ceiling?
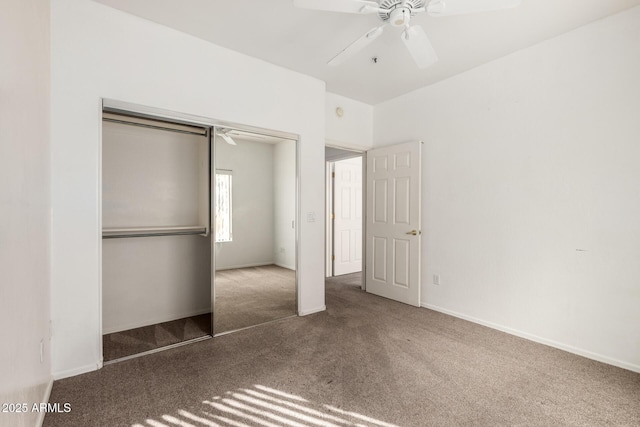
[94,0,640,104]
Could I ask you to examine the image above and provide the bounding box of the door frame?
[325,144,367,290]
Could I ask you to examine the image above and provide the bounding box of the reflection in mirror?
[214,128,297,334]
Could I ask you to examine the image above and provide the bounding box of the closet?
[100,104,298,362]
[101,112,212,362]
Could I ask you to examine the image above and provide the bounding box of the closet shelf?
[102,226,208,239]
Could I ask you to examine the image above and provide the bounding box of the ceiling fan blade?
[328,25,385,66]
[217,133,237,146]
[401,25,438,69]
[427,0,521,16]
[293,0,382,14]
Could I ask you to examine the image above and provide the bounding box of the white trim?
[360,153,367,291]
[102,308,212,335]
[215,261,276,271]
[326,139,370,152]
[422,302,640,374]
[103,99,299,142]
[299,305,326,316]
[295,136,301,324]
[274,262,295,270]
[325,161,334,277]
[103,336,211,365]
[36,377,54,427]
[53,362,101,380]
[97,99,104,376]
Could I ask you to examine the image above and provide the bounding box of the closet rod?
[102,117,207,136]
[102,226,207,239]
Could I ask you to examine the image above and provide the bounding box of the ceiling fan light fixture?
[390,8,411,26]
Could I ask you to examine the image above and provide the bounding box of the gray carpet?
[45,274,640,426]
[102,264,295,362]
[102,314,212,362]
[215,264,296,333]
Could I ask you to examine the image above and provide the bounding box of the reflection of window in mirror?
[215,170,232,243]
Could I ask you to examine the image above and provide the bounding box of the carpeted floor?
[102,314,212,362]
[326,271,363,287]
[102,264,296,361]
[46,273,640,426]
[215,264,296,333]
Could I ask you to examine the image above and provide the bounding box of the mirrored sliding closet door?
[213,128,297,334]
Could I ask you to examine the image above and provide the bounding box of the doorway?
[326,141,423,305]
[325,146,365,284]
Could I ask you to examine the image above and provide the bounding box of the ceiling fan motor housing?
[378,0,427,24]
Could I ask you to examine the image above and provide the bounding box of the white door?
[366,141,422,306]
[333,158,363,275]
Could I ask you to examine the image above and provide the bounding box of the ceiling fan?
[293,0,521,68]
[216,129,237,145]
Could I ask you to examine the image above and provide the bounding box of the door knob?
[406,230,419,235]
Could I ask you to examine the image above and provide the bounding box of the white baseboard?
[36,377,54,427]
[53,361,102,380]
[274,262,295,270]
[299,305,326,316]
[215,262,274,271]
[422,302,640,374]
[0,379,53,427]
[103,307,212,335]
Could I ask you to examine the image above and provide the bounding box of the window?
[215,170,232,242]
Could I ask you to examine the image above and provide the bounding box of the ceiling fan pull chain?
[403,25,412,40]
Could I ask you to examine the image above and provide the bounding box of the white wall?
[50,0,326,379]
[102,235,211,334]
[274,140,297,270]
[374,6,640,372]
[325,92,373,150]
[215,138,275,270]
[102,121,209,229]
[0,0,51,425]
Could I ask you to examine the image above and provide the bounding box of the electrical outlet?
[433,274,440,286]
